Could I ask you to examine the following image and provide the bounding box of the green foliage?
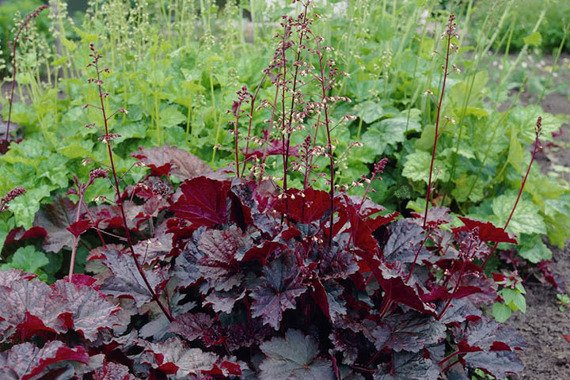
[0,0,567,285]
[472,0,570,53]
[493,276,526,322]
[0,245,49,278]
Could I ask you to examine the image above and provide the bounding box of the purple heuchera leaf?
[437,298,482,324]
[0,277,66,340]
[463,319,526,352]
[384,219,429,264]
[92,360,134,380]
[0,269,36,287]
[463,351,523,379]
[132,146,211,179]
[170,312,224,347]
[374,351,440,380]
[170,177,230,227]
[372,311,446,352]
[97,246,167,307]
[259,329,333,380]
[33,197,77,253]
[0,341,89,380]
[52,280,121,341]
[204,288,246,314]
[225,319,273,351]
[197,225,252,291]
[251,256,307,330]
[141,337,221,377]
[411,206,451,227]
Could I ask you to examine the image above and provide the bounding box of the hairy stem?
[423,15,455,228]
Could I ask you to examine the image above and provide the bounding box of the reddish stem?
[283,3,309,213]
[437,262,466,320]
[481,117,542,270]
[315,39,335,247]
[423,15,455,228]
[405,230,431,283]
[241,74,266,176]
[91,45,173,322]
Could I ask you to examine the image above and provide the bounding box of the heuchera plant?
[0,1,539,379]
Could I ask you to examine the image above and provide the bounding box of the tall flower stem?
[282,1,310,213]
[423,14,456,228]
[3,5,49,144]
[315,38,335,246]
[481,116,542,270]
[89,44,173,322]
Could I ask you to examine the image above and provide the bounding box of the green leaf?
[58,141,95,159]
[463,106,488,118]
[517,234,552,264]
[159,105,187,129]
[507,127,524,172]
[492,302,512,322]
[491,194,546,235]
[523,31,542,47]
[8,185,52,228]
[402,151,449,184]
[0,215,16,250]
[354,100,384,124]
[1,246,49,274]
[451,174,485,203]
[361,113,421,156]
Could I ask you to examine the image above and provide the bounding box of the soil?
[508,55,570,380]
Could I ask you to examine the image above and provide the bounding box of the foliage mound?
[0,158,527,379]
[0,2,537,379]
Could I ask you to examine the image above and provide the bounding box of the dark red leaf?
[453,217,517,244]
[67,219,92,238]
[562,334,570,343]
[4,226,47,246]
[275,187,332,224]
[170,177,230,227]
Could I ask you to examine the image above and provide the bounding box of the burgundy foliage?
[0,146,526,378]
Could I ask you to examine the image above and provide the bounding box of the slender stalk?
[481,117,542,270]
[3,5,49,144]
[241,74,267,176]
[68,189,84,280]
[283,2,310,211]
[405,230,431,284]
[89,44,173,322]
[423,14,455,228]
